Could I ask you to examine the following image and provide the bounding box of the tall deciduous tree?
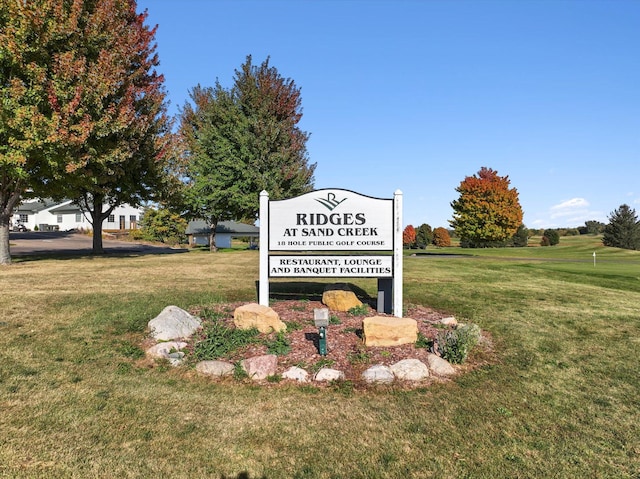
[450,167,523,248]
[179,55,315,251]
[432,227,451,247]
[0,0,170,262]
[46,0,170,254]
[602,204,640,250]
[0,0,59,264]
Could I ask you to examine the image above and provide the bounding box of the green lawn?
[1,237,638,478]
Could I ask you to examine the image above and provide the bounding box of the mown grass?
[1,238,639,478]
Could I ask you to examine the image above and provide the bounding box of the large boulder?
[322,284,362,312]
[148,306,201,341]
[233,303,286,334]
[363,316,418,347]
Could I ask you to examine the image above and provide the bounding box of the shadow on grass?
[220,473,267,479]
[264,281,376,307]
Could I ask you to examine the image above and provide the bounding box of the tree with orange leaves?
[403,225,416,248]
[450,167,523,248]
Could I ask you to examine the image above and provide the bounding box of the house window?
[108,215,115,223]
[57,214,63,223]
[75,213,82,222]
[19,214,28,223]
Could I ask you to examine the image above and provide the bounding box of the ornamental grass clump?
[192,318,260,361]
[436,323,481,364]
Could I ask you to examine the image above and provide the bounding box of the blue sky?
[137,0,640,230]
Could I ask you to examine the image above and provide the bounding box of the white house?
[11,199,143,232]
[185,220,260,248]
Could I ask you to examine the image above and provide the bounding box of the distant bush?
[542,229,560,246]
[432,227,451,247]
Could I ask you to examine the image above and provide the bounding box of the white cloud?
[529,197,605,228]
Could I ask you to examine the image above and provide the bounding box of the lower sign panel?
[269,255,393,278]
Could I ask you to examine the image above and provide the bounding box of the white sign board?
[270,255,393,277]
[269,190,393,251]
[259,188,403,317]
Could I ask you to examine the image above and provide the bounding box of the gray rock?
[427,353,456,377]
[440,316,458,326]
[361,364,394,384]
[314,368,345,382]
[196,360,235,377]
[148,306,201,341]
[145,341,187,359]
[282,366,309,383]
[390,359,429,381]
[241,354,278,380]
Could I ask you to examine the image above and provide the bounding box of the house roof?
[15,198,59,213]
[186,220,260,236]
[47,200,79,214]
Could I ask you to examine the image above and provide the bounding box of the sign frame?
[259,188,403,317]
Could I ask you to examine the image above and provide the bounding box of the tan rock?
[322,284,362,311]
[233,303,286,334]
[363,316,418,347]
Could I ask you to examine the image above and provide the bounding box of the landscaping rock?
[314,368,345,382]
[427,354,456,377]
[322,284,362,311]
[390,359,429,381]
[363,316,418,347]
[440,316,458,327]
[145,341,188,359]
[241,354,278,380]
[362,364,394,384]
[233,303,286,334]
[148,306,201,341]
[282,366,310,383]
[196,360,235,377]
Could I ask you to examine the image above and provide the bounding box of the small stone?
[145,341,187,359]
[241,354,278,380]
[390,359,429,381]
[196,360,235,377]
[362,364,394,384]
[427,354,456,377]
[233,303,286,334]
[314,368,345,382]
[282,366,309,383]
[440,317,458,326]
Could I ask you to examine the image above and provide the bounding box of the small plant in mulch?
[264,331,291,356]
[347,304,370,316]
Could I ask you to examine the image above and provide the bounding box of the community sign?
[259,188,403,317]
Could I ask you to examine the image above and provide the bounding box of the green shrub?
[192,319,260,360]
[436,324,481,364]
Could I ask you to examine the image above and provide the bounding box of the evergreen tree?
[511,224,529,247]
[542,229,560,246]
[415,223,433,249]
[602,204,640,250]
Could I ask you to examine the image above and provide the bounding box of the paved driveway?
[9,231,186,256]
